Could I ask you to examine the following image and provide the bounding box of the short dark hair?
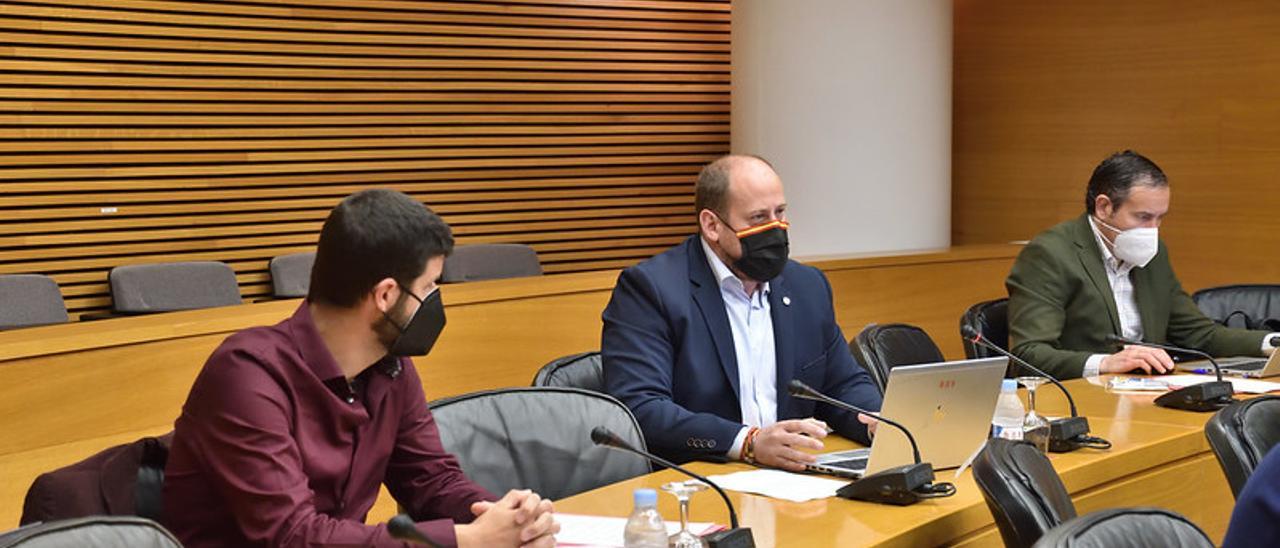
[308,189,453,307]
[1085,150,1168,214]
[694,154,775,217]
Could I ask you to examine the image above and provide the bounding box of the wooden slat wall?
[0,0,730,318]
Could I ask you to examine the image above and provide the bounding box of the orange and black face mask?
[721,217,790,281]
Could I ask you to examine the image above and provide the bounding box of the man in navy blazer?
[602,155,882,468]
[1224,444,1280,547]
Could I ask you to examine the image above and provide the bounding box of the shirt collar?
[288,301,346,383]
[700,236,770,298]
[1087,215,1133,274]
[287,301,404,399]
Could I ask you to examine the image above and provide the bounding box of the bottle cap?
[633,488,658,507]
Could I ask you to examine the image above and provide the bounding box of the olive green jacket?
[1005,214,1267,379]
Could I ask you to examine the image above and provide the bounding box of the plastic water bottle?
[623,488,668,548]
[992,379,1025,440]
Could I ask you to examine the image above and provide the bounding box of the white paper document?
[1160,374,1280,394]
[703,469,847,502]
[555,513,720,547]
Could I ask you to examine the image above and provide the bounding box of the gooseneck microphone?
[387,514,441,547]
[1106,334,1234,412]
[961,325,1110,452]
[962,326,1077,415]
[590,427,755,548]
[787,380,955,506]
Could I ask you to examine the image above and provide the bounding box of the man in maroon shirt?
[163,189,558,547]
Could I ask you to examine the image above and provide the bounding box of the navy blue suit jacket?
[1224,444,1280,547]
[601,235,882,463]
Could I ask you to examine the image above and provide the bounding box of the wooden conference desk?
[0,244,1018,527]
[554,378,1236,547]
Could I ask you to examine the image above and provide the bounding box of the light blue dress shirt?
[700,237,777,458]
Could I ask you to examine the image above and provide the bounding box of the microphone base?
[836,463,934,506]
[1154,381,1235,412]
[704,527,755,548]
[1048,416,1091,453]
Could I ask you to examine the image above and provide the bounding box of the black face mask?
[721,217,791,282]
[384,285,446,357]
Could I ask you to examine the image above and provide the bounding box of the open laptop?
[1176,351,1280,378]
[806,357,1008,479]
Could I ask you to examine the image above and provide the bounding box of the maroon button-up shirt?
[162,302,493,547]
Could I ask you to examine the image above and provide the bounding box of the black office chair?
[1032,507,1212,548]
[961,298,1009,360]
[973,438,1077,548]
[429,387,649,501]
[531,351,604,393]
[1205,395,1280,498]
[0,516,181,548]
[1192,284,1280,330]
[851,323,946,393]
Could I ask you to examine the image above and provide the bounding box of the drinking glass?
[1017,376,1052,453]
[660,480,709,548]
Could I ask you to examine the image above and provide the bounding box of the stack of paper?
[1108,374,1280,394]
[704,469,847,502]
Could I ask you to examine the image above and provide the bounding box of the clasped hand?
[456,489,558,548]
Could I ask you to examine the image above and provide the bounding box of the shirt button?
[345,396,355,404]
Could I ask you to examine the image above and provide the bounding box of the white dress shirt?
[700,237,777,459]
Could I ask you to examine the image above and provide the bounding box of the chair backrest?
[0,516,181,548]
[961,298,1009,360]
[1032,507,1213,548]
[1205,395,1280,498]
[973,438,1078,548]
[531,351,604,392]
[21,433,172,526]
[440,244,542,283]
[1192,284,1280,330]
[109,262,241,314]
[851,323,946,393]
[268,251,316,298]
[429,387,649,500]
[0,275,68,330]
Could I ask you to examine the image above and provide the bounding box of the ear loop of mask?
[383,282,422,332]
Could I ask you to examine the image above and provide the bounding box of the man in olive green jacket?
[1006,151,1276,380]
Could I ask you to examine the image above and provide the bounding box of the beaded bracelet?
[742,426,761,464]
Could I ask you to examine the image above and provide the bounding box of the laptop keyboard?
[1226,359,1268,371]
[823,457,868,470]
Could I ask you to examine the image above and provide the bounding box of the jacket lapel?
[688,237,741,397]
[768,272,795,414]
[1071,215,1122,335]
